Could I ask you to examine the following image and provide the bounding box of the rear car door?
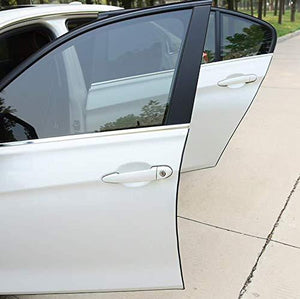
[0,1,211,294]
[182,8,276,171]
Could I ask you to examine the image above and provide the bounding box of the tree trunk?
[227,0,234,10]
[258,0,263,18]
[0,0,10,6]
[283,0,285,14]
[264,0,267,17]
[291,0,297,21]
[16,0,30,4]
[274,0,278,15]
[278,0,284,23]
[250,0,254,15]
[121,0,132,8]
[146,0,154,6]
[235,0,238,10]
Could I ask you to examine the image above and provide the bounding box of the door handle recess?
[102,166,173,184]
[218,74,257,87]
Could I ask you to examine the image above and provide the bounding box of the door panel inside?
[0,126,187,294]
[182,53,272,171]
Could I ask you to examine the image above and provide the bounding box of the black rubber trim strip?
[214,9,221,61]
[165,4,211,125]
[0,0,212,92]
[175,128,190,290]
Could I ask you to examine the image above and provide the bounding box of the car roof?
[0,4,122,29]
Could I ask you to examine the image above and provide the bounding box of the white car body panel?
[0,2,277,293]
[0,4,121,33]
[182,53,273,171]
[0,125,187,294]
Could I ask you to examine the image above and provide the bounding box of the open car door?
[182,8,277,171]
[0,1,211,294]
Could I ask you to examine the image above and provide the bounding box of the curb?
[277,29,300,42]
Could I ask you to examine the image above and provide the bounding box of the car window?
[221,13,273,60]
[66,17,97,31]
[0,10,192,144]
[202,11,215,63]
[0,26,54,81]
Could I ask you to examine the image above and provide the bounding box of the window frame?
[212,7,277,62]
[0,1,211,131]
[65,17,98,31]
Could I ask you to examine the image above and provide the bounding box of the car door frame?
[0,1,212,294]
[181,6,277,171]
[0,1,211,129]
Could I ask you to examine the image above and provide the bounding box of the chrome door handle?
[102,166,173,184]
[218,74,257,87]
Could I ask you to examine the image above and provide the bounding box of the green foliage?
[100,113,139,131]
[240,10,300,37]
[264,10,300,36]
[223,25,265,59]
[139,99,166,126]
[100,100,166,132]
[0,97,15,114]
[0,97,18,142]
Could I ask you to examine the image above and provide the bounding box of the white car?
[0,1,276,295]
[0,3,121,81]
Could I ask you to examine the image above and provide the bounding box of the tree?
[291,0,297,21]
[120,0,132,9]
[258,0,263,19]
[278,0,284,23]
[274,0,279,15]
[227,0,234,10]
[100,100,166,132]
[16,0,30,4]
[250,0,254,15]
[263,0,267,17]
[235,0,239,10]
[0,97,18,143]
[223,25,265,59]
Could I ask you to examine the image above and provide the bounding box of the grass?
[239,9,300,37]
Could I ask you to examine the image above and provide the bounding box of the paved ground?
[16,34,300,299]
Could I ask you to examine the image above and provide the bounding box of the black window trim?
[65,17,98,31]
[0,0,212,127]
[166,4,211,125]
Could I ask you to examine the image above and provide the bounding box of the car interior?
[0,25,54,81]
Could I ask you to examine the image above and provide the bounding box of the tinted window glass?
[0,10,191,143]
[202,12,215,64]
[221,13,273,60]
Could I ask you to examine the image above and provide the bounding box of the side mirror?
[0,112,38,144]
